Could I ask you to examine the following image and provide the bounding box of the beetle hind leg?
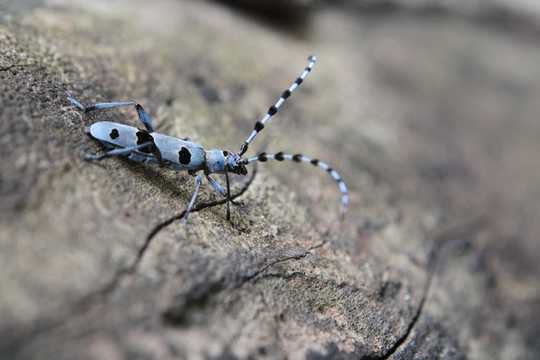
[83,142,153,161]
[66,92,155,132]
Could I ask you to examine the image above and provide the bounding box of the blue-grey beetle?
[68,56,348,222]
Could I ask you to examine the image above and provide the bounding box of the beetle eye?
[223,150,229,156]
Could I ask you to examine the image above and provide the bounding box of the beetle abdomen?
[88,121,139,149]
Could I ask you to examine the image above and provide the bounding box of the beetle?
[68,56,349,222]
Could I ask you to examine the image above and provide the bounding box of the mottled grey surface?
[0,0,539,359]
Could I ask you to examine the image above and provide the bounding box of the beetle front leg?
[206,175,241,205]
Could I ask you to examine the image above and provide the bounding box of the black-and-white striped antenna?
[69,54,349,223]
[242,152,349,217]
[239,55,317,156]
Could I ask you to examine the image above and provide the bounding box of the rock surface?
[0,1,539,359]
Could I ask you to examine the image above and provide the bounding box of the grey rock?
[0,0,538,359]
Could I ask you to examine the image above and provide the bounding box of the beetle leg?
[206,175,240,206]
[66,93,154,132]
[180,174,204,224]
[83,142,153,161]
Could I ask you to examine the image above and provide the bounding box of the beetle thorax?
[205,149,227,173]
[205,149,247,175]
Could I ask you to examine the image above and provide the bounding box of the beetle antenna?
[239,55,317,156]
[242,151,349,218]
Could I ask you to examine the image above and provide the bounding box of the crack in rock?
[133,166,259,274]
[380,217,488,360]
[0,168,258,356]
[162,241,326,325]
[0,63,31,72]
[302,216,487,360]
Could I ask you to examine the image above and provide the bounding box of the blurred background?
[1,0,539,359]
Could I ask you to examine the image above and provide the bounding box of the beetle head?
[224,151,248,175]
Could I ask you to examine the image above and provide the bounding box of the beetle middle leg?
[180,174,204,223]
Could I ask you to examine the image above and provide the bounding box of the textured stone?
[0,1,538,359]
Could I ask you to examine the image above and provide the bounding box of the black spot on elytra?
[275,152,285,161]
[109,129,119,139]
[136,131,154,153]
[293,154,303,162]
[311,159,319,166]
[178,147,191,164]
[135,130,162,161]
[295,77,303,85]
